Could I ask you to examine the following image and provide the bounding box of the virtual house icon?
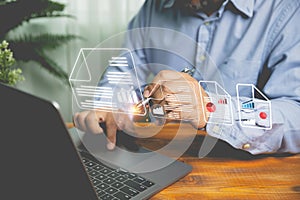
[69,48,147,116]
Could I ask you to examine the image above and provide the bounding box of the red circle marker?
[206,102,216,112]
[259,112,267,119]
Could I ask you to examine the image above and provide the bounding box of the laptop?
[0,83,192,200]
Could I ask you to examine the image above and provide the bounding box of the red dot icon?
[259,112,267,119]
[206,102,216,113]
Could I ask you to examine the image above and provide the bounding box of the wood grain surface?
[134,123,300,200]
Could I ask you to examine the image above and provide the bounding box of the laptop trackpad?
[81,133,178,174]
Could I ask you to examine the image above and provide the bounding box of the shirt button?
[242,143,251,150]
[204,22,210,26]
[199,55,206,61]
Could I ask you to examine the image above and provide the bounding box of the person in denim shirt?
[74,0,300,154]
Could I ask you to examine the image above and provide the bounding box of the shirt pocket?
[219,58,261,94]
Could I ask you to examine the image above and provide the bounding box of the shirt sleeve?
[206,7,300,155]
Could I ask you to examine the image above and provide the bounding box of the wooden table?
[133,123,300,200]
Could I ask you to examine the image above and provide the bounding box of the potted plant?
[0,0,78,85]
[0,40,24,86]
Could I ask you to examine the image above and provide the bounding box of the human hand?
[73,110,135,150]
[144,70,208,129]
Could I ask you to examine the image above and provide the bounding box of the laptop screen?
[0,84,98,200]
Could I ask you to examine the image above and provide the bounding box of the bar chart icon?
[236,84,272,130]
[199,81,233,125]
[218,98,228,104]
[242,100,255,110]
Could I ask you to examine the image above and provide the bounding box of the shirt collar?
[163,0,176,8]
[229,0,254,17]
[163,0,254,18]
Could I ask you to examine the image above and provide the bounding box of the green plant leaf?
[9,34,81,50]
[29,13,75,20]
[0,40,24,86]
[0,0,69,38]
[8,40,69,85]
[0,0,78,85]
[35,50,69,85]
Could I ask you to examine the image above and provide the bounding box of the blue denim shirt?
[120,0,300,154]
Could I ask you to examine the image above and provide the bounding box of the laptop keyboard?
[80,152,155,200]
